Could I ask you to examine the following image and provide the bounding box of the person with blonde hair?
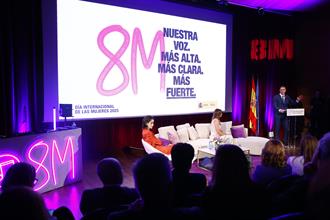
[252,139,292,186]
[287,134,318,176]
[209,109,233,144]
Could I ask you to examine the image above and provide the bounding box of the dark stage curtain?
[0,0,43,137]
[232,11,295,137]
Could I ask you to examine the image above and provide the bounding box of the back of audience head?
[97,157,123,186]
[305,132,330,219]
[52,206,75,220]
[313,132,330,162]
[305,133,330,176]
[211,144,250,190]
[0,186,51,220]
[1,162,36,192]
[171,143,194,172]
[262,139,286,168]
[300,134,318,164]
[133,153,172,206]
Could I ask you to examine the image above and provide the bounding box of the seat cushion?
[231,125,247,138]
[176,123,190,131]
[158,125,177,139]
[167,132,179,144]
[220,121,232,135]
[236,136,269,155]
[177,127,190,143]
[188,126,199,140]
[195,123,210,139]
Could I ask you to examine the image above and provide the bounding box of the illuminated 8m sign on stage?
[0,128,82,193]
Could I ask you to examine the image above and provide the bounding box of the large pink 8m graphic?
[96,25,166,96]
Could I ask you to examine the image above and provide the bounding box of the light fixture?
[217,0,229,6]
[257,7,265,16]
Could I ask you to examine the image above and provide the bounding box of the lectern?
[287,108,305,147]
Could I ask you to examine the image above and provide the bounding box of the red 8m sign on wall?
[250,38,294,61]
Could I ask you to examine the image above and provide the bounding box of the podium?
[287,108,305,147]
[0,128,82,193]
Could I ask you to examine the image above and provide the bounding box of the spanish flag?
[249,77,257,135]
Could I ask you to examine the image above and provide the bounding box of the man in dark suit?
[273,86,294,145]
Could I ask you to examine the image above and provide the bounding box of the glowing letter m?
[51,137,75,185]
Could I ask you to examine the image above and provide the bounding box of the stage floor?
[42,148,264,219]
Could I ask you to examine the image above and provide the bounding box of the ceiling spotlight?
[257,7,265,16]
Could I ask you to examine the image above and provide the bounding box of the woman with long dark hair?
[203,144,270,219]
[142,116,173,155]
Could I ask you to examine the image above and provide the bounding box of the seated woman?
[142,115,173,155]
[202,144,271,219]
[209,108,233,144]
[252,139,292,187]
[287,134,318,176]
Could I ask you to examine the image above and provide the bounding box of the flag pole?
[256,77,259,136]
[249,75,257,136]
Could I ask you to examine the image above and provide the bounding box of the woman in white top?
[287,134,318,176]
[210,109,234,144]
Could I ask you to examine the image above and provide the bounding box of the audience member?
[202,144,270,219]
[171,143,206,207]
[304,132,324,177]
[305,132,330,219]
[142,115,173,155]
[52,206,75,220]
[252,140,292,187]
[0,186,52,220]
[265,135,317,216]
[306,132,330,193]
[1,162,36,192]
[287,134,318,176]
[80,157,138,216]
[108,153,199,220]
[209,108,233,144]
[266,173,308,217]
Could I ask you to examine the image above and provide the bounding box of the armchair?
[141,138,172,161]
